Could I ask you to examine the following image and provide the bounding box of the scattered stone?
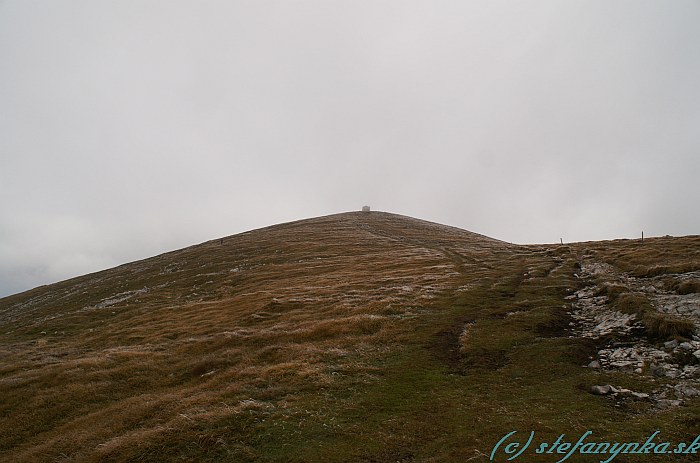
[651,289,700,324]
[674,384,700,398]
[591,385,613,395]
[665,340,679,349]
[590,384,651,400]
[568,283,643,338]
[614,387,650,399]
[656,399,683,409]
[572,261,700,409]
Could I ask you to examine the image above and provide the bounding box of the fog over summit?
[1,0,699,297]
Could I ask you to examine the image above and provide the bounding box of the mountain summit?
[1,211,508,325]
[1,212,699,462]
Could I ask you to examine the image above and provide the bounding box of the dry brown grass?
[665,279,700,295]
[1,215,698,462]
[579,235,700,341]
[0,212,513,462]
[596,283,628,303]
[594,235,700,276]
[611,292,653,315]
[632,262,700,278]
[603,286,695,340]
[642,312,696,339]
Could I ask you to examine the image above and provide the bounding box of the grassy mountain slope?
[1,212,699,462]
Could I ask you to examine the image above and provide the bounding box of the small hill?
[1,212,699,462]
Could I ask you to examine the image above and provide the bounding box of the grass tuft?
[611,292,653,315]
[596,283,628,303]
[608,291,695,340]
[668,279,700,295]
[631,262,700,278]
[642,312,696,340]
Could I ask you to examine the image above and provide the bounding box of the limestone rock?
[665,340,679,349]
[591,385,612,395]
[656,399,683,409]
[674,384,700,398]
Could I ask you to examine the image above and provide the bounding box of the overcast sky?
[1,1,699,298]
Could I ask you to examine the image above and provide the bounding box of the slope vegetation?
[1,212,698,462]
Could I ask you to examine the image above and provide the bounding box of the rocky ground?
[570,260,700,409]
